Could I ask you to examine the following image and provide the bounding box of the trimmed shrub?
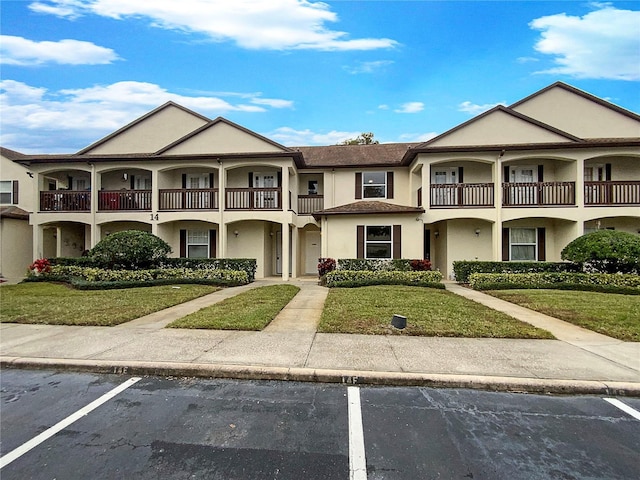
[326,270,443,288]
[318,257,336,277]
[561,230,640,274]
[337,259,431,272]
[469,272,640,294]
[89,230,171,270]
[161,258,257,282]
[49,257,97,268]
[453,261,580,283]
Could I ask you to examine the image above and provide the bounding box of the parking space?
[1,370,638,479]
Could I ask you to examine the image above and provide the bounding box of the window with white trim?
[363,172,386,198]
[366,226,392,259]
[510,228,537,261]
[187,230,209,258]
[0,181,13,204]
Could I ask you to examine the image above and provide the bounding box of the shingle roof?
[312,200,424,220]
[0,206,30,220]
[296,143,419,169]
[0,147,26,160]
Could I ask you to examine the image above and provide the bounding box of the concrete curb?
[3,356,639,397]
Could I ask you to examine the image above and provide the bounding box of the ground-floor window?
[509,228,537,261]
[366,226,392,259]
[187,230,210,258]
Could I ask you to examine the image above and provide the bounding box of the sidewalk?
[1,279,639,396]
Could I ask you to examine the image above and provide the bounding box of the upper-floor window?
[0,180,17,204]
[356,171,394,199]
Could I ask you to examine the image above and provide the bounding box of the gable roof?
[0,206,30,220]
[77,101,212,155]
[156,116,293,155]
[510,81,640,122]
[0,147,26,160]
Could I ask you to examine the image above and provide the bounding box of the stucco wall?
[0,218,32,281]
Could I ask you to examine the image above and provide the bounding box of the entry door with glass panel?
[431,167,457,206]
[584,165,604,204]
[254,173,277,208]
[186,174,210,209]
[509,166,537,204]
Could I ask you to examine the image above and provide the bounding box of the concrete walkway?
[1,280,638,395]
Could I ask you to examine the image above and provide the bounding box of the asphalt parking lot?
[1,370,638,479]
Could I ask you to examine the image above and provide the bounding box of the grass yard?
[487,289,640,341]
[0,282,219,326]
[168,284,300,330]
[318,285,553,339]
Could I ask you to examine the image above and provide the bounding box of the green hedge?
[453,261,581,283]
[469,272,640,294]
[48,257,257,282]
[31,266,248,287]
[337,259,414,271]
[326,270,443,288]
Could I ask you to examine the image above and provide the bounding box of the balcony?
[225,187,282,210]
[585,181,640,206]
[98,190,151,211]
[159,188,219,210]
[430,183,494,208]
[502,182,575,207]
[298,195,324,214]
[40,191,90,212]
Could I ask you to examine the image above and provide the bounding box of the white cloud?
[343,60,394,74]
[0,79,293,152]
[29,0,399,51]
[458,101,505,116]
[398,132,438,143]
[251,97,294,109]
[395,102,424,114]
[267,126,362,146]
[0,35,119,66]
[529,3,640,80]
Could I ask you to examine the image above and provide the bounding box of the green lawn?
[487,289,640,341]
[318,285,553,339]
[0,283,219,326]
[168,284,300,330]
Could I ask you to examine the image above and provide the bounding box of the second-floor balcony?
[226,187,282,210]
[430,183,494,208]
[40,191,90,212]
[98,190,151,211]
[159,188,219,210]
[298,195,324,214]
[502,182,575,207]
[585,181,640,205]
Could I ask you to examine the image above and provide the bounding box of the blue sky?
[1,0,639,153]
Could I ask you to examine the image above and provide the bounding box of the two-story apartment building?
[1,82,639,282]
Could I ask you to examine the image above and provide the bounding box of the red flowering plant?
[410,259,432,271]
[318,257,336,278]
[28,258,52,275]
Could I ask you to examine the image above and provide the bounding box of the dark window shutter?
[181,174,187,189]
[68,176,73,189]
[502,228,510,261]
[277,171,282,187]
[209,230,216,258]
[209,173,214,188]
[12,180,18,204]
[537,228,546,261]
[357,225,364,258]
[386,172,394,199]
[503,166,510,183]
[605,163,612,181]
[355,172,362,199]
[248,172,253,187]
[130,175,135,189]
[417,187,422,207]
[180,230,187,257]
[458,167,464,183]
[392,225,401,259]
[538,165,544,182]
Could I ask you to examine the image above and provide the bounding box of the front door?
[254,173,277,209]
[431,167,457,206]
[305,231,321,274]
[186,174,210,208]
[509,166,537,204]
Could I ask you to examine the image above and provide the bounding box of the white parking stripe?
[604,398,640,421]
[0,377,142,469]
[348,386,367,480]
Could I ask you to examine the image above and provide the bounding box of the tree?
[561,230,640,274]
[339,132,379,145]
[89,230,172,270]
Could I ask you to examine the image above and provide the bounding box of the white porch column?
[291,226,298,278]
[281,222,290,281]
[55,226,62,257]
[33,224,43,260]
[575,157,585,208]
[494,153,503,261]
[218,162,226,258]
[320,216,328,258]
[90,163,99,248]
[151,168,159,214]
[281,166,290,211]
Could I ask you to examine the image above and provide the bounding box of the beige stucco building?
[1,82,639,282]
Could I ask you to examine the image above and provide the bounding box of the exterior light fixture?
[475,228,481,236]
[434,230,439,238]
[234,230,239,237]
